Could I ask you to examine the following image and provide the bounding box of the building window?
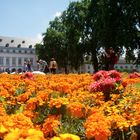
[88,65,90,69]
[0,39,2,42]
[13,50,16,53]
[18,58,22,66]
[24,58,28,62]
[11,40,14,43]
[25,50,27,53]
[19,50,21,53]
[0,57,4,65]
[6,58,10,66]
[17,44,21,48]
[5,43,9,47]
[29,45,32,48]
[12,57,16,66]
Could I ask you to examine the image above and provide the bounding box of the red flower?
[21,72,34,80]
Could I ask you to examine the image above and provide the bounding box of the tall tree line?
[35,0,140,72]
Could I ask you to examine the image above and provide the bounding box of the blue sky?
[0,0,77,41]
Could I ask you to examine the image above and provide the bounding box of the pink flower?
[90,78,116,93]
[90,70,123,95]
[129,72,140,78]
[93,70,108,81]
[108,70,121,79]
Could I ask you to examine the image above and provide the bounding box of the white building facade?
[79,56,140,74]
[0,36,39,72]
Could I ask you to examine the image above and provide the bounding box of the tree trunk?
[91,43,99,73]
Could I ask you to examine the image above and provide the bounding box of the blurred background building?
[0,36,39,73]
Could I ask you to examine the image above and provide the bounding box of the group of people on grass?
[36,58,57,74]
[23,57,57,74]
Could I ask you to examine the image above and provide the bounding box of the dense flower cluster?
[90,70,125,101]
[84,111,111,140]
[129,72,140,78]
[0,71,139,140]
[90,78,116,93]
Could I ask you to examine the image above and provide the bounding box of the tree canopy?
[35,0,140,72]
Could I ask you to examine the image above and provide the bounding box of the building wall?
[79,57,140,74]
[0,36,39,72]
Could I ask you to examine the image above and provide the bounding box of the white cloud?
[53,12,61,18]
[35,33,43,43]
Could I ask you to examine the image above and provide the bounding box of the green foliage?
[49,105,67,116]
[3,103,24,115]
[15,104,25,114]
[49,91,67,99]
[134,83,140,89]
[0,96,5,103]
[14,88,25,96]
[58,115,86,140]
[33,103,50,124]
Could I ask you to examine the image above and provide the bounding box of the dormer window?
[11,40,14,43]
[22,40,25,43]
[17,44,21,48]
[0,39,2,42]
[5,43,9,47]
[29,45,32,48]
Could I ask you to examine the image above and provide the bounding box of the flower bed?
[0,71,139,140]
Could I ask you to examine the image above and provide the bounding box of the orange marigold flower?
[48,98,68,109]
[84,112,111,139]
[26,98,39,110]
[67,102,86,118]
[42,115,60,138]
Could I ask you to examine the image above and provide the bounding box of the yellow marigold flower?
[4,128,20,140]
[51,136,61,140]
[0,124,8,139]
[0,124,8,133]
[4,128,45,140]
[59,133,80,140]
[3,113,33,130]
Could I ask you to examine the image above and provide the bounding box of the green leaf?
[16,104,25,114]
[0,96,5,102]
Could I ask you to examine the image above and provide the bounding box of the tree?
[62,1,88,71]
[42,17,68,72]
[35,0,140,73]
[35,43,47,60]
